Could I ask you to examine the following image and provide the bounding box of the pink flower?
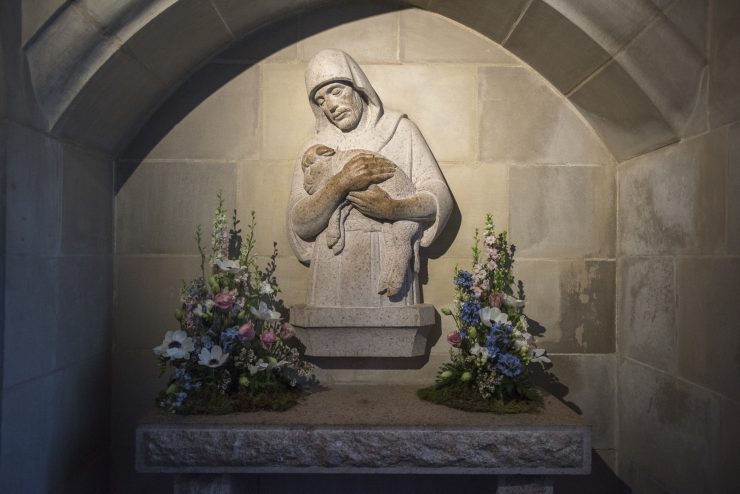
[213,291,234,311]
[489,292,504,308]
[239,322,256,342]
[447,331,462,347]
[280,323,295,340]
[260,330,277,350]
[472,286,483,299]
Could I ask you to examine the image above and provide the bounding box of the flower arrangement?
[419,214,549,413]
[153,194,315,414]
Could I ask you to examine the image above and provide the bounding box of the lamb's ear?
[316,145,335,157]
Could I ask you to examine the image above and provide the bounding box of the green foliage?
[417,382,542,414]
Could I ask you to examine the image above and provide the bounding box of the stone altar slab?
[136,385,591,493]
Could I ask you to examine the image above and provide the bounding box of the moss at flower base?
[417,382,543,414]
[157,380,304,415]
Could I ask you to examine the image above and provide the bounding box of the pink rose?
[214,291,234,311]
[239,322,256,342]
[280,323,295,340]
[447,331,462,348]
[260,330,277,350]
[489,292,504,308]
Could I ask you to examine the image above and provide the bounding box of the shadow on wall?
[117,3,409,191]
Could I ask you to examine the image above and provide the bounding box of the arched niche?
[23,0,707,161]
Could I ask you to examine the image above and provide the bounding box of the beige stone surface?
[709,0,740,128]
[124,64,260,161]
[570,60,677,161]
[260,63,314,160]
[618,358,723,494]
[60,142,113,255]
[543,0,658,55]
[728,123,740,253]
[618,131,726,256]
[299,8,399,63]
[439,162,508,258]
[543,353,616,449]
[115,161,237,255]
[6,124,62,256]
[515,259,616,354]
[618,257,676,373]
[272,255,310,308]
[212,0,305,35]
[504,0,611,93]
[510,165,615,258]
[216,18,298,63]
[676,257,740,401]
[124,0,233,85]
[616,13,707,137]
[400,9,518,64]
[58,50,166,152]
[427,0,529,43]
[479,66,612,164]
[21,0,66,46]
[115,255,202,352]
[363,64,477,162]
[238,159,295,255]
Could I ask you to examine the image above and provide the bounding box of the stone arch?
[23,0,705,160]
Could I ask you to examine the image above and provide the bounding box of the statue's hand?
[336,153,395,193]
[347,185,398,221]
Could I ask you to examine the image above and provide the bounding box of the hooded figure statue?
[287,49,453,308]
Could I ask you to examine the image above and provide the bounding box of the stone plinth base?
[137,385,590,493]
[290,304,435,357]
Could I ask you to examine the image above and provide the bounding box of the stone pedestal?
[137,385,590,493]
[290,304,436,357]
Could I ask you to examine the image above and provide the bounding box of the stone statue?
[300,144,422,297]
[287,49,453,356]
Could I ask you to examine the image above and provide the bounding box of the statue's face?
[313,82,364,132]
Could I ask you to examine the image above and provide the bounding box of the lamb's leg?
[326,202,351,254]
[382,221,419,297]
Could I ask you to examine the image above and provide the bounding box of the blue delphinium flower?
[173,391,188,409]
[460,301,481,325]
[220,326,240,352]
[200,335,215,350]
[454,271,474,290]
[174,368,193,390]
[496,353,522,378]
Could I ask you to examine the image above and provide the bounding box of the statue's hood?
[305,49,392,149]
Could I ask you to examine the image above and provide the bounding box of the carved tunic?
[288,116,452,307]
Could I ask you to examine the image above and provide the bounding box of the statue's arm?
[347,120,451,229]
[347,185,436,222]
[291,152,396,240]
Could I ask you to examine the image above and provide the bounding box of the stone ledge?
[136,385,591,476]
[290,305,436,357]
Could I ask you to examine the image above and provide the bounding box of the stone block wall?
[0,1,113,492]
[615,1,740,491]
[115,7,617,492]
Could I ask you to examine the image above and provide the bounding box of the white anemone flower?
[503,294,526,309]
[198,345,229,368]
[215,259,242,273]
[531,347,552,368]
[259,281,274,295]
[470,343,489,362]
[479,306,509,327]
[250,301,281,321]
[247,359,269,375]
[153,330,195,359]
